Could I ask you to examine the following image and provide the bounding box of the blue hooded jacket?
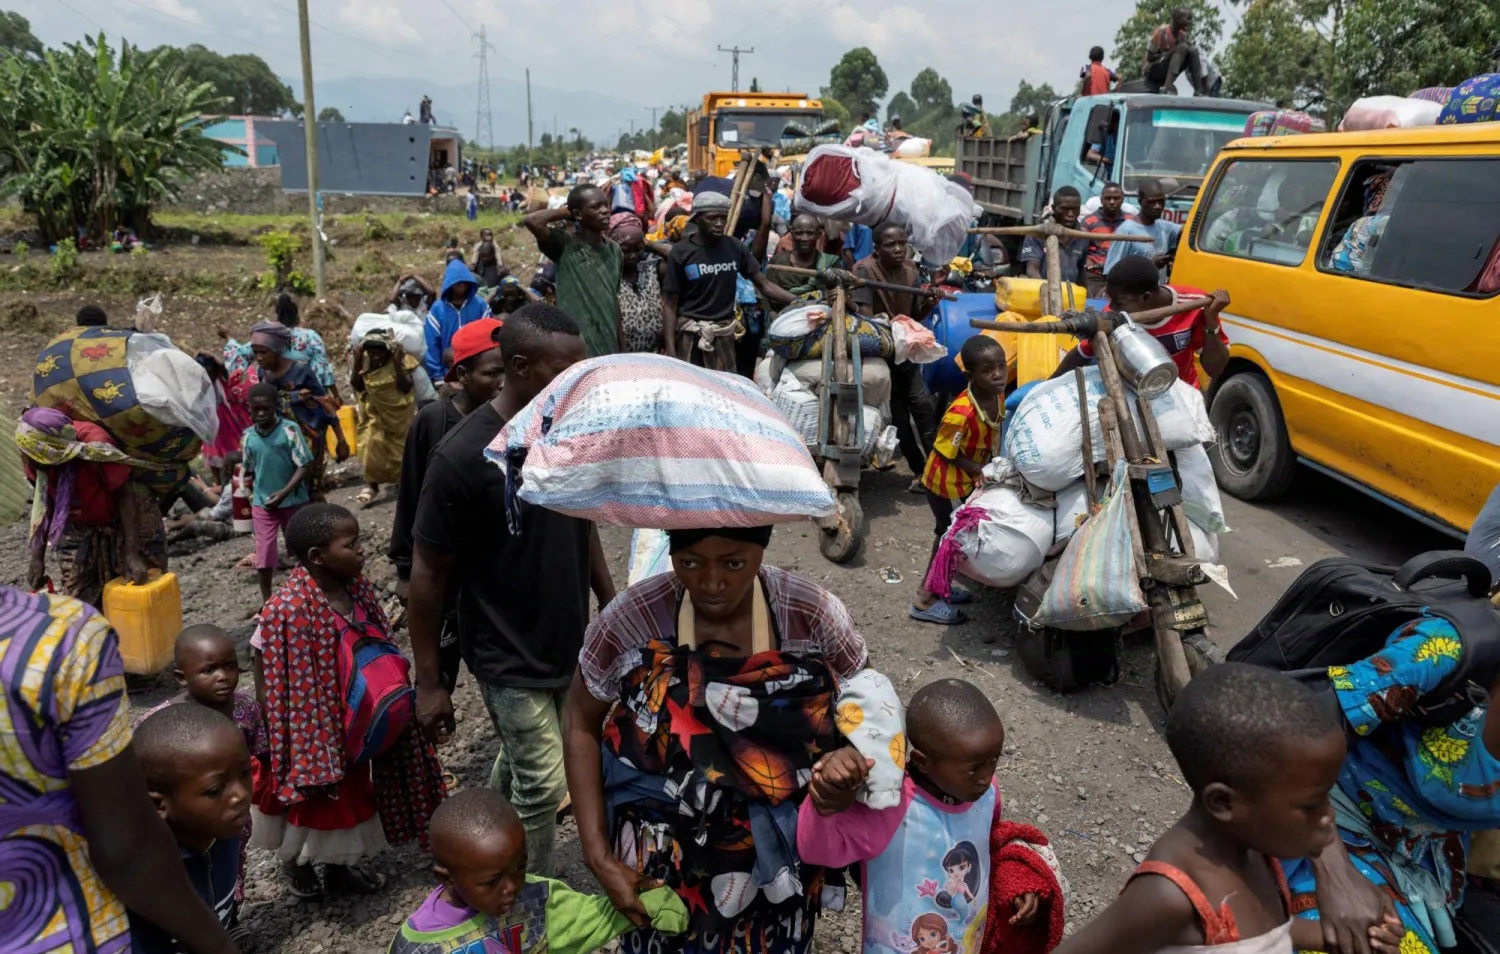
[424,260,492,381]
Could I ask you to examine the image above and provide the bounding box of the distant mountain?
[299,74,653,146]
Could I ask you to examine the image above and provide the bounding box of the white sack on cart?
[1002,368,1215,491]
[951,485,1054,588]
[1176,443,1229,533]
[771,369,820,445]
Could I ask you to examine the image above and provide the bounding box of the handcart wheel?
[1154,630,1223,711]
[819,491,865,563]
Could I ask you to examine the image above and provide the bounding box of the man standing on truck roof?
[1104,178,1182,281]
[1144,8,1210,96]
[1080,183,1130,298]
[1079,46,1117,96]
[1019,186,1089,288]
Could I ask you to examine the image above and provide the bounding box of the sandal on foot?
[282,861,322,900]
[948,583,974,605]
[326,864,386,895]
[907,479,926,495]
[909,601,966,625]
[354,488,378,509]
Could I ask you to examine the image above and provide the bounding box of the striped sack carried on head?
[483,353,837,530]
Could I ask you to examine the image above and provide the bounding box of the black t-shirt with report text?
[412,403,592,689]
[663,233,760,321]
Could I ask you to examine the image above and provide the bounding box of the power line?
[717,45,755,93]
[439,0,477,34]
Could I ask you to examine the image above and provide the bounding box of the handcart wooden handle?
[964,296,1212,335]
[766,264,959,302]
[968,223,1155,243]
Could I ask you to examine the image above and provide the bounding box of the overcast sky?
[12,0,1239,129]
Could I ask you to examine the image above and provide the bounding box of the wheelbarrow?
[969,297,1225,708]
[766,264,957,563]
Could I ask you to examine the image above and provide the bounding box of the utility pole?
[525,68,534,165]
[296,0,325,297]
[474,25,495,151]
[717,45,754,92]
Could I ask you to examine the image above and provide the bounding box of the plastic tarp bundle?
[483,353,836,528]
[892,316,947,365]
[350,309,428,359]
[32,326,210,495]
[794,144,976,263]
[1243,110,1325,138]
[769,315,894,361]
[1035,461,1148,631]
[951,485,1054,589]
[1001,368,1215,491]
[1338,96,1443,131]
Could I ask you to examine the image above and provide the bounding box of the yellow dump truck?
[687,92,826,178]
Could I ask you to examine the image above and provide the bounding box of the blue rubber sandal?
[909,601,966,625]
[948,584,973,605]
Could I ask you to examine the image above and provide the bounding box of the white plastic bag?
[351,310,427,359]
[753,355,777,394]
[1176,443,1229,533]
[126,333,219,443]
[892,316,948,365]
[860,404,889,462]
[794,145,976,262]
[134,293,163,333]
[771,368,820,445]
[1052,481,1093,554]
[1002,368,1215,491]
[768,303,832,341]
[952,485,1054,588]
[1186,522,1220,564]
[1339,96,1443,131]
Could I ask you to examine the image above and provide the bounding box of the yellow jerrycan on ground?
[103,570,183,675]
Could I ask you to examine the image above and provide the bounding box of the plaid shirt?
[579,565,870,703]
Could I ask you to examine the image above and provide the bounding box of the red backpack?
[336,618,416,763]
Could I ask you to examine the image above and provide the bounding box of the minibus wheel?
[1208,372,1295,501]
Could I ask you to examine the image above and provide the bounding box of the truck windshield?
[716,111,823,148]
[1120,108,1252,192]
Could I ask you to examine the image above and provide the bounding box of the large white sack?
[953,485,1054,588]
[126,333,219,443]
[768,303,832,341]
[894,137,932,157]
[1176,443,1229,533]
[771,368,820,445]
[1184,521,1220,564]
[786,358,893,409]
[794,145,975,262]
[1339,96,1443,131]
[351,309,427,359]
[1002,368,1216,492]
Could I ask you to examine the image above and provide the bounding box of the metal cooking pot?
[1110,315,1178,399]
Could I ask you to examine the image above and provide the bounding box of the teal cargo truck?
[957,92,1271,227]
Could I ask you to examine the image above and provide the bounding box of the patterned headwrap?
[249,321,293,354]
[609,213,645,245]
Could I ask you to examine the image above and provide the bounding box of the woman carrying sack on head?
[563,525,869,954]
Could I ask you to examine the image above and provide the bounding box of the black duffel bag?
[1227,551,1500,728]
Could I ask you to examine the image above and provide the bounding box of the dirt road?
[0,456,1452,953]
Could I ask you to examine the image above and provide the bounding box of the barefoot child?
[252,503,446,901]
[143,624,268,911]
[129,704,253,951]
[910,337,1006,626]
[800,679,1054,954]
[390,788,688,953]
[1049,663,1369,954]
[241,383,312,604]
[349,330,416,509]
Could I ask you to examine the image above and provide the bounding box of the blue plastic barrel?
[921,293,998,398]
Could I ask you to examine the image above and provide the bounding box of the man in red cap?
[389,316,505,690]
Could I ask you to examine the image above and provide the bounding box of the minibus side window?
[1191,159,1338,266]
[1319,158,1500,297]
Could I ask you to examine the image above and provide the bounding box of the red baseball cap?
[445,318,504,382]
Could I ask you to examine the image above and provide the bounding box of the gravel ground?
[3,460,1200,954]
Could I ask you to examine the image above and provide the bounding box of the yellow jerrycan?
[103,570,183,675]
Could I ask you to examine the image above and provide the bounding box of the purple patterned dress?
[1,587,134,952]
